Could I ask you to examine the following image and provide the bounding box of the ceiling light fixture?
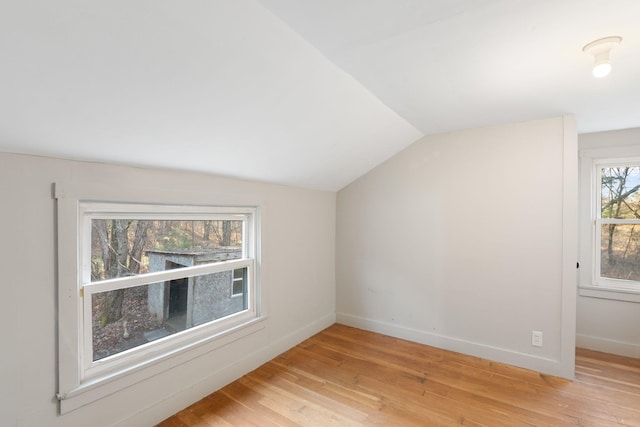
[583,36,622,78]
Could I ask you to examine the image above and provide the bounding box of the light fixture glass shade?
[593,62,611,78]
[583,36,622,78]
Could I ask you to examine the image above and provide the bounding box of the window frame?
[579,147,640,302]
[55,183,263,413]
[593,159,640,290]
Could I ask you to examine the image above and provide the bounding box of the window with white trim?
[579,148,640,300]
[594,161,640,288]
[56,185,261,413]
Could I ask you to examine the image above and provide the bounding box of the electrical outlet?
[532,330,543,348]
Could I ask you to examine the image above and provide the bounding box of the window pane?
[232,267,247,296]
[92,269,249,361]
[600,224,640,281]
[90,219,243,281]
[601,166,640,219]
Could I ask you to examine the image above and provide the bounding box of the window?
[594,162,640,288]
[579,148,640,301]
[56,184,262,413]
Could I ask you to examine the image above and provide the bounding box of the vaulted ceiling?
[1,1,639,191]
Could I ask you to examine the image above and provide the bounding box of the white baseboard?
[116,312,336,427]
[336,312,568,378]
[576,334,640,358]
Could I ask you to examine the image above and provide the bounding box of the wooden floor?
[157,324,640,426]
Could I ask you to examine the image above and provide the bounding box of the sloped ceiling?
[1,1,639,191]
[257,0,640,135]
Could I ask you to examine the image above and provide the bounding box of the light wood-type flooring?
[157,324,640,426]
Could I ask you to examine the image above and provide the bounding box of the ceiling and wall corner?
[1,1,639,191]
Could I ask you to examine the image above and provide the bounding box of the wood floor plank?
[157,325,640,426]
[220,380,301,427]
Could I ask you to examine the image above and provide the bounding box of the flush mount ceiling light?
[583,36,622,78]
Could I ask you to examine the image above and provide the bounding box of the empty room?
[1,1,639,426]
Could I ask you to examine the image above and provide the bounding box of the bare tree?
[92,220,111,280]
[94,219,151,325]
[222,221,232,246]
[100,220,131,324]
[601,167,640,271]
[130,220,151,274]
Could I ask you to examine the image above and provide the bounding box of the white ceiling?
[1,1,639,191]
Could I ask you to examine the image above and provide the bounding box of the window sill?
[59,316,266,414]
[579,285,640,303]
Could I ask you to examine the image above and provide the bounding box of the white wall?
[336,116,577,378]
[0,153,336,427]
[576,127,640,357]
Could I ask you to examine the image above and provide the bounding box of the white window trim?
[579,147,640,302]
[55,183,264,413]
